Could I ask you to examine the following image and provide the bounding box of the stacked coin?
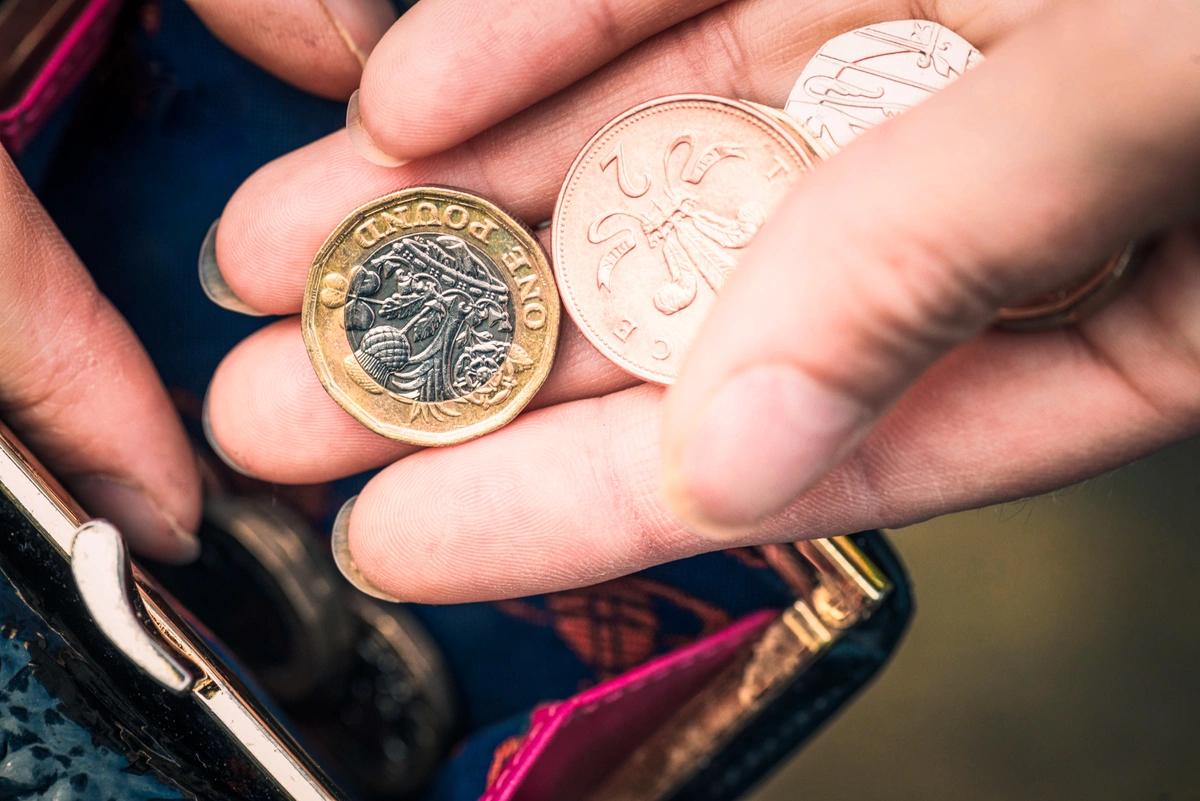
[784,19,982,153]
[782,19,1137,328]
[547,24,990,386]
[302,187,559,445]
[552,95,824,384]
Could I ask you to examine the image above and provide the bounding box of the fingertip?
[73,475,202,566]
[345,89,408,167]
[347,452,466,604]
[188,0,396,100]
[201,383,255,480]
[333,496,403,602]
[214,175,294,316]
[355,21,481,163]
[198,219,268,316]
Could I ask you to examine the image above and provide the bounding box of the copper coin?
[746,99,829,143]
[553,95,823,384]
[995,242,1142,329]
[303,187,559,445]
[785,19,981,153]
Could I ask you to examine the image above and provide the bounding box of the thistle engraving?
[320,232,532,412]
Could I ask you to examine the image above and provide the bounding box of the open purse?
[0,425,910,800]
[1,2,913,799]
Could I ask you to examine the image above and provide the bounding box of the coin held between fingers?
[302,186,560,446]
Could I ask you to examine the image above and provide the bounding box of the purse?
[2,2,915,798]
[0,422,911,800]
[0,0,119,154]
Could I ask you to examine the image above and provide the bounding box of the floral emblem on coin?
[322,232,520,403]
[588,136,765,316]
[304,187,559,444]
[553,95,819,384]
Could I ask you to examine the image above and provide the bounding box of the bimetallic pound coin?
[785,19,981,153]
[554,95,823,384]
[303,187,559,445]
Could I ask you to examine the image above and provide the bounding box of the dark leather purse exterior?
[0,420,912,800]
[0,429,344,800]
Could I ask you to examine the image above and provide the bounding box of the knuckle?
[575,0,626,50]
[842,224,1003,362]
[670,4,756,100]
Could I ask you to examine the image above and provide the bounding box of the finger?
[211,0,1043,314]
[352,0,1053,163]
[341,232,1200,602]
[352,0,726,163]
[0,153,200,562]
[187,0,397,99]
[211,129,551,316]
[204,312,636,483]
[662,0,1200,533]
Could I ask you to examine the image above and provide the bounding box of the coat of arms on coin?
[303,187,559,445]
[553,95,822,384]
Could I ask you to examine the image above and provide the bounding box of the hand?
[201,0,1200,602]
[0,151,200,562]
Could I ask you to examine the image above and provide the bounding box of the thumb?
[661,0,1200,534]
[0,151,201,563]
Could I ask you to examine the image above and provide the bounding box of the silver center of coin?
[343,232,515,402]
[785,20,982,152]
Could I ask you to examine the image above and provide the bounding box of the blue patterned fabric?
[0,579,183,800]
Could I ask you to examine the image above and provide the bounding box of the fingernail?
[665,365,870,535]
[346,89,406,168]
[73,476,201,565]
[198,218,267,317]
[331,496,401,602]
[201,390,253,478]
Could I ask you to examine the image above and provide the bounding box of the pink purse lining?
[483,610,775,801]
[0,0,120,153]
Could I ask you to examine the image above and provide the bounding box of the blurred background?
[755,437,1200,800]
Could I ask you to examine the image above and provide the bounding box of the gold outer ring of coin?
[302,186,560,446]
